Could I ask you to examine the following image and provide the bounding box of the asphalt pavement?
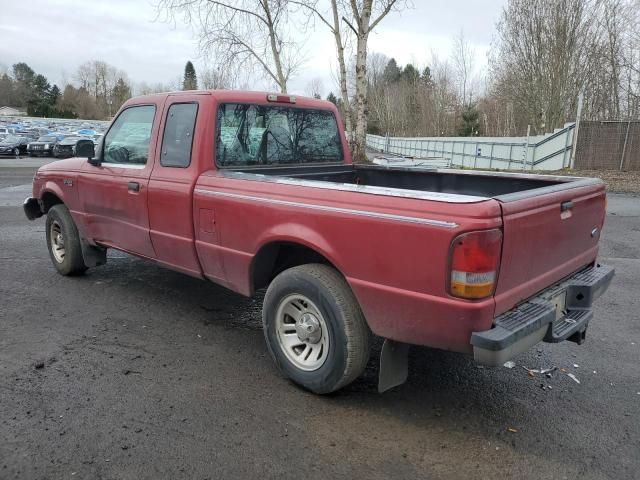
[0,157,638,479]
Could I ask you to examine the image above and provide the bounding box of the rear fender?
[255,223,343,274]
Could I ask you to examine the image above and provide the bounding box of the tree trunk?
[352,4,372,163]
[263,0,287,93]
[331,0,351,135]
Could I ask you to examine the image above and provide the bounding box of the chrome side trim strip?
[217,170,487,203]
[194,188,458,228]
[100,162,146,170]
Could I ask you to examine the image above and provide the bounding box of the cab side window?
[103,105,156,166]
[160,103,198,168]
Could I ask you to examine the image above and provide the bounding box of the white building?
[0,106,26,116]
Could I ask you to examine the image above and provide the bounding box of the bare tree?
[290,0,353,134]
[75,60,130,118]
[451,29,475,107]
[342,0,405,161]
[201,66,230,90]
[490,0,605,133]
[157,0,305,93]
[305,77,325,98]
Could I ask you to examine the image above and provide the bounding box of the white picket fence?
[366,123,576,171]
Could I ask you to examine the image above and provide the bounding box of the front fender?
[39,180,66,205]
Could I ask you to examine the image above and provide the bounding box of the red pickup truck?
[24,91,614,393]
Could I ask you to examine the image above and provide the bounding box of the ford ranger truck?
[23,91,614,393]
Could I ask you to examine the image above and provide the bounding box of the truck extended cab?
[24,91,614,393]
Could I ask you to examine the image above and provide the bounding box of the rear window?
[215,103,342,167]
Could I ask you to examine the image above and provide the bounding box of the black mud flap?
[80,238,107,267]
[378,339,410,393]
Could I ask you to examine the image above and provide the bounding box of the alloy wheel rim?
[275,294,330,371]
[50,220,65,263]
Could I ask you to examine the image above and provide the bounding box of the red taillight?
[449,229,502,299]
[266,94,296,104]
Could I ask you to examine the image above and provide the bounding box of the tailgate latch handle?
[560,201,574,212]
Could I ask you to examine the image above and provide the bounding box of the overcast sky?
[0,0,506,95]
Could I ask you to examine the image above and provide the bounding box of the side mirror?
[76,139,98,165]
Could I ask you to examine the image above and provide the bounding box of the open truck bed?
[220,164,600,202]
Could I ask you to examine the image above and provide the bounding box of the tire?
[262,264,370,394]
[45,204,87,276]
[13,147,20,157]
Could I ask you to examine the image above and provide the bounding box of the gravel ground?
[1,158,639,479]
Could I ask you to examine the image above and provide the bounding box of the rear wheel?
[13,147,20,157]
[45,204,87,276]
[262,264,370,394]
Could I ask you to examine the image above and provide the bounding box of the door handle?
[560,201,573,212]
[128,181,140,192]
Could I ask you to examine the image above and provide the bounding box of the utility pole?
[522,124,531,170]
[619,120,631,171]
[569,92,584,170]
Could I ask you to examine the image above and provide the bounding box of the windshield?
[2,135,21,143]
[38,136,57,142]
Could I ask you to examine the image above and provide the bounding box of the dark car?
[0,134,28,157]
[52,136,87,158]
[27,135,60,157]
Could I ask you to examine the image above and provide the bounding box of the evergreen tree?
[421,66,434,88]
[12,62,36,108]
[401,64,420,84]
[326,92,338,105]
[183,61,198,90]
[382,58,401,84]
[27,74,51,117]
[458,104,480,136]
[112,77,132,109]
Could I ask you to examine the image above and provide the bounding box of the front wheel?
[262,264,370,394]
[45,204,87,275]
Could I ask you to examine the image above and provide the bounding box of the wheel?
[45,204,87,276]
[262,264,370,394]
[13,147,20,157]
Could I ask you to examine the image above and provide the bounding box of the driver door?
[79,103,161,258]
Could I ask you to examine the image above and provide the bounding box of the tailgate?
[493,180,606,316]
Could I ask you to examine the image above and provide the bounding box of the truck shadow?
[78,253,615,477]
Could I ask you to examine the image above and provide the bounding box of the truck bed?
[221,164,598,201]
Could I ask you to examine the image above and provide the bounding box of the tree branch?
[203,0,269,26]
[342,16,358,35]
[289,0,335,32]
[368,0,398,33]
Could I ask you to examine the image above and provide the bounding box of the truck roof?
[125,90,337,110]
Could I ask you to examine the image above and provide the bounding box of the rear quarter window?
[160,103,198,168]
[216,103,343,167]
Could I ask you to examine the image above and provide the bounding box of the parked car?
[27,135,59,157]
[23,91,614,394]
[52,136,86,158]
[0,134,28,157]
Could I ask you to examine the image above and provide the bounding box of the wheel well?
[252,242,337,292]
[41,192,63,213]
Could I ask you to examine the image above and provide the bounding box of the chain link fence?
[574,121,640,171]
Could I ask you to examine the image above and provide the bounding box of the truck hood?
[38,157,86,172]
